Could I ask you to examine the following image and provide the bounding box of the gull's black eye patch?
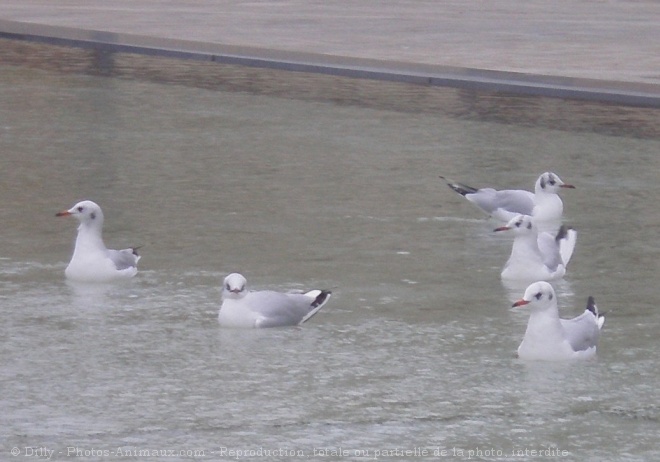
[515,220,522,228]
[548,174,556,186]
[77,206,84,212]
[549,293,553,300]
[90,212,96,220]
[534,292,543,300]
[527,222,532,230]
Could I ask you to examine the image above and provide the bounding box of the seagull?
[439,172,574,231]
[494,214,577,282]
[218,273,331,328]
[513,281,605,360]
[56,200,140,282]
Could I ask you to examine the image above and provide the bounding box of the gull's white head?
[223,273,248,300]
[535,172,575,194]
[56,200,104,228]
[512,281,557,312]
[494,214,536,235]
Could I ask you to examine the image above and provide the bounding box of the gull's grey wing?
[107,248,140,271]
[560,311,600,352]
[467,189,535,215]
[246,291,325,328]
[537,232,562,271]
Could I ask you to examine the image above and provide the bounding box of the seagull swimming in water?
[513,281,605,360]
[56,200,140,282]
[494,214,577,282]
[440,172,574,232]
[218,272,331,328]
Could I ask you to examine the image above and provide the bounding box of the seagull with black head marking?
[440,172,574,232]
[513,281,605,360]
[56,200,140,282]
[494,214,577,282]
[218,273,331,328]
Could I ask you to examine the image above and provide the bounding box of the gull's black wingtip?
[586,296,599,317]
[312,290,332,308]
[439,175,478,196]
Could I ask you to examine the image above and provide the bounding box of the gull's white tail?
[300,290,332,325]
[586,296,606,330]
[556,225,578,266]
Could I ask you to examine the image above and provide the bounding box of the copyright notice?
[11,447,206,459]
[10,445,570,459]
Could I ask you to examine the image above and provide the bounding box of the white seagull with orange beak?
[494,214,577,282]
[56,200,140,282]
[440,172,574,232]
[513,281,605,361]
[219,273,331,328]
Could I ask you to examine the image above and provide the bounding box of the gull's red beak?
[494,226,510,232]
[560,184,575,189]
[55,210,72,217]
[512,299,530,308]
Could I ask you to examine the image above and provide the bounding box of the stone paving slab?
[1,0,659,85]
[2,18,658,107]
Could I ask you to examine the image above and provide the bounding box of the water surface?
[1,66,658,461]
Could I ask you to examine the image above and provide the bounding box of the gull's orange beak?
[55,210,72,217]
